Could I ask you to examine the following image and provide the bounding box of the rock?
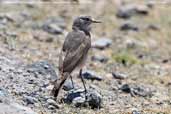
[63,89,85,104]
[116,4,149,19]
[82,70,103,81]
[26,60,57,81]
[0,88,8,97]
[120,21,139,31]
[42,23,63,35]
[135,5,149,15]
[47,99,59,109]
[23,95,37,105]
[132,110,141,114]
[116,5,136,19]
[112,72,128,79]
[120,84,154,97]
[92,38,112,50]
[120,84,131,93]
[63,80,74,91]
[47,105,56,110]
[72,96,86,107]
[146,24,160,31]
[0,88,8,103]
[63,89,102,108]
[86,90,102,108]
[42,17,66,35]
[91,55,108,63]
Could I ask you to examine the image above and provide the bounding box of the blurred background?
[0,0,171,114]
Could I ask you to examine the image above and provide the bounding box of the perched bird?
[51,16,101,99]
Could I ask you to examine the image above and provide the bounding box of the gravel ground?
[0,0,171,114]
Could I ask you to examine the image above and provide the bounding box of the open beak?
[91,19,102,23]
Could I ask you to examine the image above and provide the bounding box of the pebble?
[116,4,149,19]
[63,80,74,91]
[42,17,66,35]
[86,90,102,108]
[82,70,103,81]
[112,72,128,79]
[120,84,153,97]
[47,99,59,108]
[24,95,37,105]
[120,21,139,31]
[92,38,112,50]
[91,55,108,63]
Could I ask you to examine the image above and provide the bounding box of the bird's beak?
[91,19,102,23]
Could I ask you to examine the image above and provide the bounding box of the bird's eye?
[83,17,91,21]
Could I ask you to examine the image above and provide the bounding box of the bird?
[51,16,101,99]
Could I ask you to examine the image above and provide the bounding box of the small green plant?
[112,52,141,66]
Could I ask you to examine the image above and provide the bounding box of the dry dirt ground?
[0,0,171,114]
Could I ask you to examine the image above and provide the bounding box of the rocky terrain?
[0,0,171,114]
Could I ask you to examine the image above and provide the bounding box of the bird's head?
[72,16,101,33]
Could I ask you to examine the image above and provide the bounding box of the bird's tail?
[51,72,69,98]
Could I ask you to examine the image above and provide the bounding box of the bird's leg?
[79,69,87,99]
[70,75,75,89]
[51,72,70,99]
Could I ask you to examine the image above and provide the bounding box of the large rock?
[63,89,102,108]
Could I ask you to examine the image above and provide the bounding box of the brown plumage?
[51,16,101,99]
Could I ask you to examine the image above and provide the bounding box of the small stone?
[135,5,149,15]
[0,88,7,97]
[91,55,108,63]
[42,17,66,35]
[82,70,103,81]
[120,84,131,93]
[63,80,74,91]
[47,99,59,108]
[72,97,86,107]
[42,23,63,35]
[120,84,154,97]
[24,96,37,105]
[92,38,112,50]
[146,24,160,31]
[86,90,102,108]
[47,105,56,110]
[116,5,136,19]
[63,89,85,104]
[132,110,141,114]
[112,72,128,79]
[116,4,149,19]
[120,21,139,31]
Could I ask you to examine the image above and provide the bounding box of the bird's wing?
[62,31,85,52]
[59,31,90,73]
